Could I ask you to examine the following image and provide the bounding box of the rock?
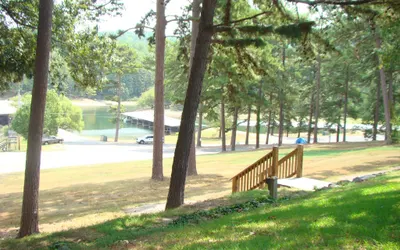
[336,180,350,185]
[316,186,330,191]
[353,174,376,183]
[328,184,339,188]
[116,240,130,245]
[352,177,364,183]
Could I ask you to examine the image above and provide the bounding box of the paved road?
[0,130,384,174]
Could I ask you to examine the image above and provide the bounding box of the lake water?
[78,106,152,139]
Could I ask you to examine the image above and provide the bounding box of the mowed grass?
[0,142,399,238]
[2,170,399,249]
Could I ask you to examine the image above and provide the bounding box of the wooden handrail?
[232,145,304,193]
[231,151,273,180]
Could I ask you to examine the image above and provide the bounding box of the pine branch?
[286,0,392,5]
[214,11,273,27]
[211,38,265,47]
[0,3,36,29]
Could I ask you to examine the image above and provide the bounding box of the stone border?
[317,166,400,191]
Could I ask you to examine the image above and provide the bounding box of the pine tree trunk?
[336,112,341,143]
[266,110,271,144]
[152,0,166,181]
[165,0,216,210]
[256,80,262,149]
[307,92,314,143]
[114,74,121,142]
[372,22,391,144]
[187,131,197,176]
[313,55,321,144]
[196,102,203,147]
[286,121,289,137]
[231,106,238,151]
[297,119,302,138]
[373,69,380,141]
[278,45,285,146]
[221,93,226,152]
[271,116,275,136]
[245,105,251,145]
[343,65,349,142]
[387,68,394,136]
[278,93,284,146]
[18,0,53,238]
[187,0,201,176]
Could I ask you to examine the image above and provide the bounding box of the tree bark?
[230,106,239,151]
[165,0,216,210]
[297,119,302,138]
[387,68,394,136]
[266,94,272,144]
[343,65,349,142]
[266,110,272,144]
[313,55,321,144]
[307,92,314,143]
[196,102,203,147]
[372,22,391,144]
[221,92,226,152]
[256,80,262,149]
[278,92,284,146]
[18,0,53,238]
[336,109,341,143]
[286,120,290,137]
[271,115,275,136]
[245,105,251,145]
[114,74,121,142]
[187,0,202,176]
[152,0,166,181]
[373,67,380,141]
[278,45,285,146]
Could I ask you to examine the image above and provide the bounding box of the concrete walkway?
[278,177,332,191]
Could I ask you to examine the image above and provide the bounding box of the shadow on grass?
[1,174,399,249]
[307,157,400,180]
[174,175,400,250]
[0,174,229,237]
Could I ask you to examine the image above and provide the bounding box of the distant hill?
[101,31,153,58]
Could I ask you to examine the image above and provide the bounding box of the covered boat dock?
[122,111,180,134]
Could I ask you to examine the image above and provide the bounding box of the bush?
[2,125,9,136]
[392,129,399,144]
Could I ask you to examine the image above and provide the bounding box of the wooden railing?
[231,145,304,193]
[277,145,303,179]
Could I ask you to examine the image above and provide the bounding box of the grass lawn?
[1,170,399,249]
[0,142,399,240]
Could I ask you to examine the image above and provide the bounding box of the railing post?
[296,145,304,178]
[232,177,239,193]
[271,146,279,177]
[266,176,278,199]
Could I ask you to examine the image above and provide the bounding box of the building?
[0,101,16,126]
[122,110,180,134]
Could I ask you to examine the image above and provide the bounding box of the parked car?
[136,135,153,144]
[42,136,63,145]
[136,135,164,144]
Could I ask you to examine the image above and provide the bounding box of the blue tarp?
[295,138,307,144]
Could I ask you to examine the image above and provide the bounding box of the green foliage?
[0,0,123,92]
[2,125,9,136]
[170,196,275,226]
[137,87,154,108]
[108,105,126,125]
[11,90,84,139]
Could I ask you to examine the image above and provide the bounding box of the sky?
[97,0,189,32]
[97,0,310,33]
